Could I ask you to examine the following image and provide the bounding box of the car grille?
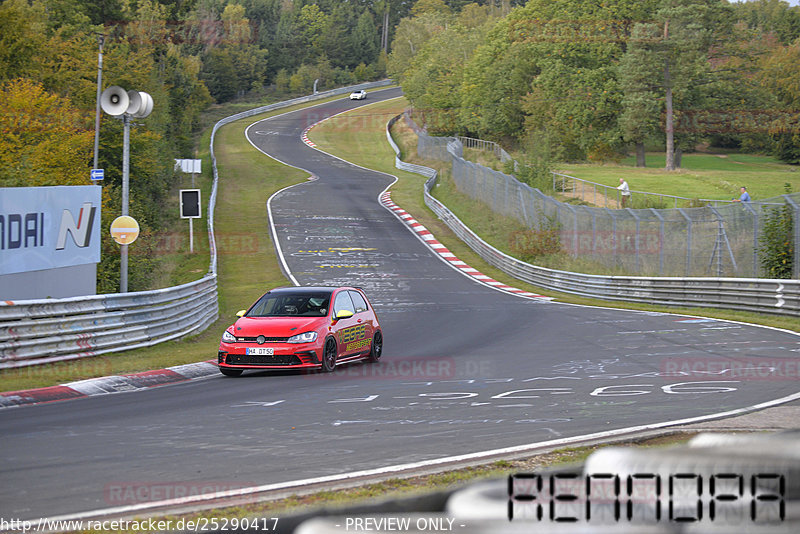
[237,336,289,343]
[227,354,303,366]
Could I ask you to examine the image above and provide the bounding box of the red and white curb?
[301,115,333,148]
[302,116,552,302]
[0,361,219,409]
[300,127,316,148]
[379,192,552,301]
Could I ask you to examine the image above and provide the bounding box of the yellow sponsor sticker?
[346,338,372,352]
[338,324,367,344]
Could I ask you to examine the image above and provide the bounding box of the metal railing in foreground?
[0,81,394,369]
[387,113,799,318]
[0,277,218,368]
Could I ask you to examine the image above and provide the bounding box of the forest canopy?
[0,0,403,291]
[389,0,800,166]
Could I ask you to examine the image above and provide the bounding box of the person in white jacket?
[617,178,631,208]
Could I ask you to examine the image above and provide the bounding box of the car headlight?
[287,331,318,344]
[221,330,237,343]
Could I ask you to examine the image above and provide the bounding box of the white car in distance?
[349,90,367,100]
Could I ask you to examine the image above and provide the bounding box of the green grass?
[309,98,799,334]
[0,94,358,392]
[431,170,636,276]
[150,171,215,289]
[557,152,799,202]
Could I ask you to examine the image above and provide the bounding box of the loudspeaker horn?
[100,86,129,116]
[132,92,153,118]
[126,90,142,116]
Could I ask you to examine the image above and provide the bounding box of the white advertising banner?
[0,186,102,276]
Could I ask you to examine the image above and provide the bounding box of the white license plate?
[246,347,274,356]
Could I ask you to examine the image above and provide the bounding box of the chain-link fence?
[413,116,799,278]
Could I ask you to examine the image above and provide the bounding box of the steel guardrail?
[0,81,394,369]
[387,114,800,317]
[0,276,219,368]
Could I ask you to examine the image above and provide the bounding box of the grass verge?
[308,98,798,333]
[556,152,798,202]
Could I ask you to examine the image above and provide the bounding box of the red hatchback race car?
[217,286,382,376]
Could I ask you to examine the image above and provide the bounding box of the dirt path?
[559,181,622,208]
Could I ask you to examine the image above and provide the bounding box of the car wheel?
[321,338,337,372]
[220,368,243,377]
[368,330,383,362]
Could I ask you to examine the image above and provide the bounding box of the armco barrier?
[0,277,218,368]
[0,81,393,369]
[387,114,800,318]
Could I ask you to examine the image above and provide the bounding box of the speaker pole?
[92,34,104,173]
[121,114,130,293]
[100,85,151,293]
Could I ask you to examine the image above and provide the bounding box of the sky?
[737,0,800,5]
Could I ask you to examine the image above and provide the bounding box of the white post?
[189,217,194,254]
[93,35,104,171]
[121,114,130,293]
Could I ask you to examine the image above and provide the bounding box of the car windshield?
[246,292,331,317]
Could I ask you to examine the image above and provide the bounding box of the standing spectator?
[732,186,751,202]
[617,178,631,208]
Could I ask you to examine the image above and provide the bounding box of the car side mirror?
[235,310,246,318]
[334,309,354,321]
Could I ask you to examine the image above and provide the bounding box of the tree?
[201,47,238,102]
[352,10,380,67]
[411,0,451,18]
[319,4,356,69]
[373,0,413,53]
[0,79,93,187]
[459,0,652,152]
[272,6,302,72]
[618,24,665,167]
[0,0,48,82]
[757,38,800,163]
[297,4,329,56]
[619,0,734,170]
[162,46,213,153]
[402,21,488,133]
[759,185,795,278]
[733,0,800,45]
[387,13,443,80]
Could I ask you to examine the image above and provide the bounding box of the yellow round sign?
[110,215,140,245]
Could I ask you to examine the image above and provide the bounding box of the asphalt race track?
[1,87,798,521]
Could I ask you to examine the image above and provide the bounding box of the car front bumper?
[218,342,322,370]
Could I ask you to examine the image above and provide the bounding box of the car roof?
[266,286,364,295]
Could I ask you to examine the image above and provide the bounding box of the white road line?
[29,389,800,526]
